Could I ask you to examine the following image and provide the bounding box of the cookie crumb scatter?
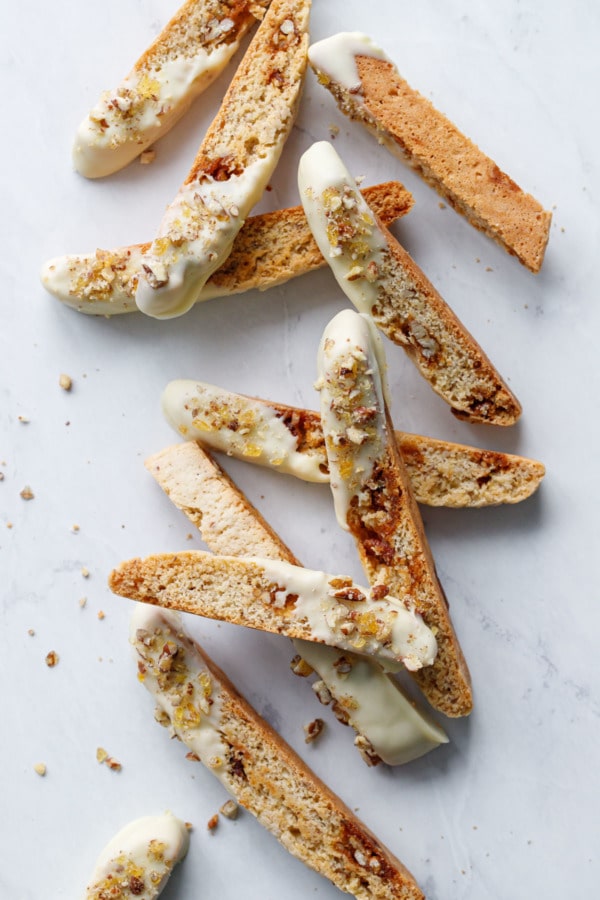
[304,718,325,743]
[33,763,47,776]
[59,373,73,391]
[20,485,34,500]
[45,650,59,667]
[220,800,239,820]
[140,149,156,165]
[207,814,219,831]
[97,747,122,771]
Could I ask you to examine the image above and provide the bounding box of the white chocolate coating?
[317,309,389,529]
[298,140,388,317]
[161,380,328,482]
[294,639,447,765]
[73,21,248,178]
[135,159,277,318]
[240,555,437,670]
[84,811,189,899]
[131,605,232,785]
[308,32,388,94]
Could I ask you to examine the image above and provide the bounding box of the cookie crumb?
[33,763,47,776]
[72,524,80,533]
[186,533,193,541]
[97,747,122,771]
[97,610,105,620]
[0,471,4,481]
[79,597,87,609]
[438,201,446,209]
[207,814,219,831]
[329,123,340,138]
[20,485,34,500]
[220,800,239,820]
[6,522,13,529]
[27,628,35,636]
[304,718,325,744]
[45,650,59,667]
[18,415,30,424]
[140,149,156,165]
[59,373,73,391]
[81,567,90,578]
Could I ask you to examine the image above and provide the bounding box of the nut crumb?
[140,149,156,165]
[20,485,34,500]
[45,650,59,667]
[290,654,313,677]
[207,814,219,831]
[59,373,73,391]
[185,751,200,762]
[33,763,47,776]
[97,747,122,771]
[304,718,325,744]
[220,799,239,820]
[96,747,108,763]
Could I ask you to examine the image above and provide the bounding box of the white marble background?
[2,1,599,897]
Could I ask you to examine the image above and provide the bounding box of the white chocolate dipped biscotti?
[41,182,413,315]
[84,813,189,899]
[131,605,426,899]
[317,309,472,717]
[111,551,437,671]
[135,0,311,319]
[145,440,448,766]
[160,381,545,506]
[308,32,551,273]
[299,141,521,425]
[73,1,271,178]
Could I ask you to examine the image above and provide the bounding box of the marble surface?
[2,1,599,897]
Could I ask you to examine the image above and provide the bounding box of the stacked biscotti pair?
[46,1,550,897]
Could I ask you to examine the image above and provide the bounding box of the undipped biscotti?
[299,141,521,425]
[111,551,438,671]
[73,1,271,178]
[131,606,426,899]
[135,0,311,318]
[145,440,448,766]
[160,381,545,506]
[309,32,551,273]
[317,310,472,717]
[40,182,412,316]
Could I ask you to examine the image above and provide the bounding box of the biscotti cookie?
[135,0,311,318]
[84,814,189,899]
[160,381,545,506]
[145,440,448,765]
[317,309,472,717]
[308,32,551,272]
[299,141,521,425]
[41,182,412,316]
[110,551,437,671]
[73,1,270,178]
[131,606,426,899]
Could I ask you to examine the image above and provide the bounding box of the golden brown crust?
[374,228,522,425]
[323,53,551,272]
[259,400,544,506]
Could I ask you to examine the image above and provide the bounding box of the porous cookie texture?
[309,32,551,272]
[132,607,426,899]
